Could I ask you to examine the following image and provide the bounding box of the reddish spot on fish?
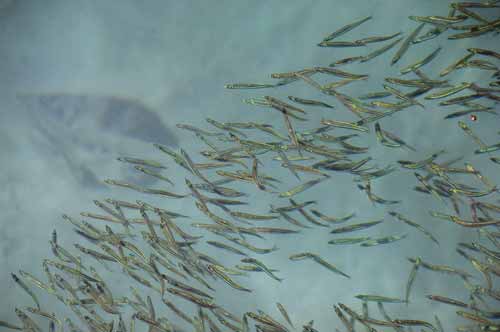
[470,114,477,121]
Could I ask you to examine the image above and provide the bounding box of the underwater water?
[0,0,499,331]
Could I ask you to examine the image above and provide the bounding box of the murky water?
[0,1,499,331]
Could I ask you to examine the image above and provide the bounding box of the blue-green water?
[0,1,499,331]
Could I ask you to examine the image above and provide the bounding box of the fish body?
[360,234,408,247]
[355,294,407,303]
[330,220,384,234]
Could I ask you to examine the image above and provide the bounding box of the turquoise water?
[0,1,499,330]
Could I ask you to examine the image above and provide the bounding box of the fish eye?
[470,114,477,121]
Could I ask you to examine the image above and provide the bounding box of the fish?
[206,118,248,138]
[286,163,330,177]
[229,238,278,255]
[413,25,447,43]
[328,237,372,245]
[465,59,499,71]
[431,210,500,227]
[318,40,366,47]
[14,308,43,332]
[440,52,475,76]
[309,254,351,279]
[468,47,500,60]
[448,18,500,39]
[464,163,495,189]
[321,16,372,42]
[408,256,474,278]
[264,95,308,115]
[230,211,278,221]
[103,179,188,198]
[474,142,500,154]
[280,110,302,151]
[329,56,364,67]
[287,96,334,108]
[206,241,248,256]
[176,123,224,137]
[330,220,384,234]
[426,295,469,308]
[439,92,484,106]
[276,303,294,328]
[11,273,41,310]
[93,200,132,231]
[166,287,215,308]
[385,77,448,88]
[320,119,369,132]
[375,122,401,148]
[358,91,392,99]
[360,37,403,63]
[224,83,277,89]
[247,311,290,332]
[444,106,496,119]
[270,204,310,229]
[207,265,252,292]
[490,157,500,164]
[356,32,402,44]
[400,46,442,74]
[134,165,175,186]
[289,199,328,227]
[236,265,279,273]
[434,316,444,332]
[360,234,408,247]
[458,121,488,149]
[391,23,425,65]
[383,84,424,108]
[388,211,439,245]
[0,320,23,330]
[451,4,491,23]
[240,258,283,282]
[251,156,267,191]
[181,148,224,192]
[117,156,166,169]
[405,257,421,304]
[316,158,371,173]
[279,177,328,198]
[333,305,355,332]
[398,150,445,169]
[409,15,468,25]
[18,270,55,295]
[380,127,416,151]
[355,294,407,303]
[392,319,437,331]
[272,200,317,213]
[270,68,317,80]
[358,181,401,205]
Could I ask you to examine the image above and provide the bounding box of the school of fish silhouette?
[2,2,500,331]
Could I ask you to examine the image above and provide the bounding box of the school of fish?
[2,1,500,331]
